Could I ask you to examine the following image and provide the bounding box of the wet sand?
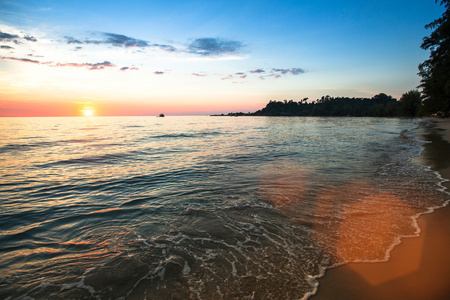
[311,118,450,300]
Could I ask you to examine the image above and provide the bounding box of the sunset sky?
[0,0,445,116]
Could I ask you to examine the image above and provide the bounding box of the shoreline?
[311,118,450,300]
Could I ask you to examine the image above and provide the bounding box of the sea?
[0,116,448,299]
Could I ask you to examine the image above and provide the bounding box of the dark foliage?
[400,90,422,117]
[249,93,402,117]
[419,0,450,114]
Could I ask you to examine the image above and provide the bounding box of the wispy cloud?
[0,31,37,44]
[53,61,115,70]
[0,31,19,41]
[150,43,177,52]
[187,38,243,56]
[88,32,149,48]
[1,55,116,70]
[27,53,44,57]
[1,56,40,64]
[1,45,14,49]
[68,33,243,56]
[154,71,164,75]
[249,69,265,73]
[120,66,139,71]
[65,36,83,44]
[272,68,305,75]
[258,68,306,79]
[64,32,177,52]
[192,73,206,77]
[23,35,37,42]
[64,33,148,48]
[219,67,307,83]
[250,67,306,79]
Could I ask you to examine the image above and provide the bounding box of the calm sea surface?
[0,116,448,299]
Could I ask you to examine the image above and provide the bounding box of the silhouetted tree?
[400,90,422,117]
[419,0,450,114]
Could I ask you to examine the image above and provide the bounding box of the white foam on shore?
[304,121,450,300]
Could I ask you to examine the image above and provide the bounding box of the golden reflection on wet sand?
[259,160,424,287]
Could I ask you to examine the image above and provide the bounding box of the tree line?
[220,91,421,117]
[240,92,420,117]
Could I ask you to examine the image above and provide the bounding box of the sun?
[83,108,94,117]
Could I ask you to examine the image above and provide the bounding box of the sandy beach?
[312,118,450,300]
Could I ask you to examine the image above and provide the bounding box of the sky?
[0,0,446,116]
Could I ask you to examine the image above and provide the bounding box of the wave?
[0,137,109,155]
[0,141,54,154]
[150,131,223,139]
[39,150,150,167]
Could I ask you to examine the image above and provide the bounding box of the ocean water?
[0,116,448,299]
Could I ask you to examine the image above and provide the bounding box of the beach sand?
[311,119,450,300]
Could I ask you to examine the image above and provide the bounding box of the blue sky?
[0,0,446,116]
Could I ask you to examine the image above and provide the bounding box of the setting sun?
[83,108,94,117]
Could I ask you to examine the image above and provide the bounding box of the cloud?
[187,38,243,56]
[90,61,115,70]
[0,31,38,44]
[250,69,265,73]
[192,73,206,77]
[96,32,149,47]
[0,31,19,42]
[54,61,115,70]
[234,72,247,79]
[272,68,305,75]
[120,66,139,71]
[220,66,306,82]
[154,71,164,75]
[150,43,177,52]
[27,53,44,57]
[65,33,149,48]
[243,67,307,80]
[63,33,245,57]
[1,56,116,70]
[1,56,40,64]
[2,43,116,71]
[65,36,83,44]
[64,32,178,53]
[23,35,37,42]
[1,45,14,49]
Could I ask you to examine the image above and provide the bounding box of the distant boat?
[158,113,165,117]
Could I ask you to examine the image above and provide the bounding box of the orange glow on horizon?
[0,97,262,117]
